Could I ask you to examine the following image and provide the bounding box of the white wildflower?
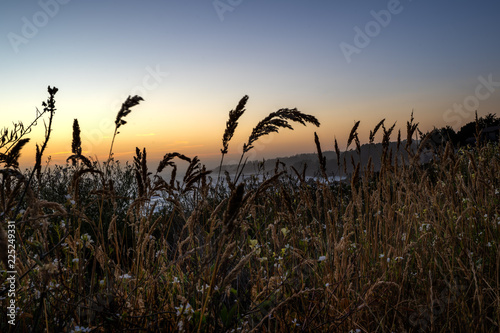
[175,303,194,317]
[119,273,132,279]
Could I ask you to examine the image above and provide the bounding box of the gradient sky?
[1,0,500,169]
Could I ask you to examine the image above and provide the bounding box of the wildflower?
[249,239,261,254]
[197,284,210,292]
[72,258,79,263]
[81,233,94,244]
[379,254,385,258]
[119,273,132,279]
[318,255,327,262]
[175,303,194,317]
[419,223,430,231]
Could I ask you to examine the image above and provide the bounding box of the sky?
[1,0,500,170]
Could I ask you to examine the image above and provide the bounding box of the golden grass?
[0,87,499,332]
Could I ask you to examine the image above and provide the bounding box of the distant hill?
[214,141,428,178]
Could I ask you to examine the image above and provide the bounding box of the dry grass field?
[1,87,499,332]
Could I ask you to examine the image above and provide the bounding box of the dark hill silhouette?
[215,113,499,179]
[214,141,423,178]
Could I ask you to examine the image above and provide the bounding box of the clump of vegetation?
[1,87,499,332]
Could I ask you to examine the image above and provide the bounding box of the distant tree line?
[423,112,500,148]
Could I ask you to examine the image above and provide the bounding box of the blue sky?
[1,0,500,168]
